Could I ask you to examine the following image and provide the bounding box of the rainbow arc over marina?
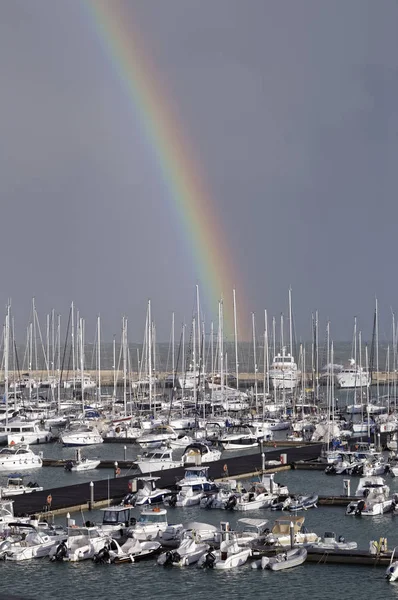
[84,0,250,338]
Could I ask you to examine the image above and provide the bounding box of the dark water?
[1,460,398,599]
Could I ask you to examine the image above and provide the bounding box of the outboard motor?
[338,535,345,543]
[51,540,68,562]
[168,494,178,508]
[205,496,214,510]
[355,499,366,516]
[324,465,336,475]
[64,461,73,472]
[93,544,111,564]
[202,548,216,569]
[163,550,181,566]
[123,493,136,506]
[0,540,12,560]
[225,495,237,511]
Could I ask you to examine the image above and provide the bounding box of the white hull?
[61,433,103,447]
[137,460,181,474]
[68,460,101,472]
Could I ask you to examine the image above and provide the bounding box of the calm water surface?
[2,447,398,600]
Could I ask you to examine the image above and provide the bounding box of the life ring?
[47,494,52,505]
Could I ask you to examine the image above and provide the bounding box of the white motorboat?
[167,466,218,507]
[305,531,357,550]
[182,442,222,464]
[175,466,218,492]
[252,547,307,571]
[49,525,108,562]
[335,358,370,389]
[0,499,21,533]
[60,424,104,447]
[220,425,259,450]
[98,506,135,539]
[269,347,299,391]
[157,532,210,566]
[93,537,161,563]
[136,425,178,449]
[265,516,319,547]
[64,448,101,472]
[0,420,54,446]
[64,458,101,472]
[0,474,42,498]
[0,444,43,472]
[127,506,168,541]
[124,476,171,506]
[200,481,237,510]
[287,493,318,511]
[233,482,277,511]
[386,547,398,582]
[172,486,205,508]
[0,521,66,561]
[168,434,194,449]
[135,447,182,474]
[234,518,270,547]
[260,473,289,497]
[161,521,219,548]
[346,476,394,516]
[197,522,251,569]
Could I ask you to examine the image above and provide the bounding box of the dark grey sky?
[0,0,397,343]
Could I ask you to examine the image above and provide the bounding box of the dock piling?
[89,481,94,510]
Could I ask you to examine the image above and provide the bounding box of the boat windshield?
[138,513,166,524]
[102,509,130,524]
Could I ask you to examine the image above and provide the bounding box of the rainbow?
[83,0,249,338]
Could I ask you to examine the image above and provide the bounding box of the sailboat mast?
[97,315,101,402]
[233,289,239,391]
[196,285,201,373]
[252,313,258,415]
[264,309,269,395]
[289,287,293,357]
[4,305,9,428]
[375,298,380,402]
[148,301,152,414]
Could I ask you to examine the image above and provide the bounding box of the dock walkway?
[13,443,323,516]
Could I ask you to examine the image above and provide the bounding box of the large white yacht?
[0,444,43,472]
[335,359,370,389]
[269,347,299,391]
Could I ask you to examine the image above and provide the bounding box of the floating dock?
[253,547,393,567]
[13,443,323,516]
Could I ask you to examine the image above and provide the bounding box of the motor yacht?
[135,447,182,474]
[0,444,43,472]
[182,442,222,465]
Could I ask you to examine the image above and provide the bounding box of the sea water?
[1,454,398,600]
